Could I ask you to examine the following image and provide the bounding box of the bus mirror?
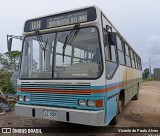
[7,35,22,52]
[7,37,12,52]
[109,32,117,45]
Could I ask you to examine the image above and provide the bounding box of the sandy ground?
[0,81,160,136]
[117,81,160,127]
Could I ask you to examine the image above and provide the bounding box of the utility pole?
[149,58,151,78]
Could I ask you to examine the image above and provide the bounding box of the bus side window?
[117,36,125,65]
[103,29,118,79]
[137,56,140,70]
[136,57,139,70]
[134,53,138,69]
[130,49,135,68]
[140,58,142,70]
[138,57,142,70]
[103,30,110,60]
[125,44,131,67]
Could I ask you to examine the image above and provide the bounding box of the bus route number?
[31,20,41,30]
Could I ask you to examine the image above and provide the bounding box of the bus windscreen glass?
[20,27,102,79]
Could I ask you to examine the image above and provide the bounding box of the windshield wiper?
[62,24,80,62]
[36,31,48,51]
[35,31,48,60]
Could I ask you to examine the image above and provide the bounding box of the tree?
[0,50,21,93]
[32,59,38,70]
[143,68,149,79]
[4,51,21,71]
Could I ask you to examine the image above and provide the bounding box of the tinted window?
[117,36,125,65]
[130,49,135,68]
[117,36,123,51]
[125,44,129,55]
[126,56,131,67]
[125,44,131,67]
[118,51,125,65]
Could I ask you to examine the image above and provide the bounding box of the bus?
[8,6,142,126]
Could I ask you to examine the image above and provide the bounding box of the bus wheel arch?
[132,82,139,100]
[110,90,124,125]
[118,90,125,114]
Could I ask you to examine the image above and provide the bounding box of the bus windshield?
[20,27,102,79]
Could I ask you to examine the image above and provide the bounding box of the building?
[154,68,160,81]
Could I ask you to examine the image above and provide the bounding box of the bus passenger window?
[134,54,138,69]
[117,36,125,65]
[130,49,135,68]
[125,44,131,67]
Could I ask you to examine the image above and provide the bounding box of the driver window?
[103,29,118,79]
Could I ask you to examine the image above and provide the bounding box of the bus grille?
[31,93,77,108]
[21,82,91,108]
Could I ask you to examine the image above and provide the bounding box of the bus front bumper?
[15,104,105,126]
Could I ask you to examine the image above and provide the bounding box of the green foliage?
[143,77,154,82]
[0,50,21,94]
[0,71,15,93]
[0,50,21,72]
[0,81,16,94]
[143,68,149,79]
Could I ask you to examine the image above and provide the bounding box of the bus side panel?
[132,68,138,96]
[138,70,143,89]
[119,65,127,90]
[125,67,133,105]
[105,89,119,125]
[105,68,120,125]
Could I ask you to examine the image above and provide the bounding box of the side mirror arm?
[7,35,22,52]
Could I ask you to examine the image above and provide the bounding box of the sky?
[0,0,160,72]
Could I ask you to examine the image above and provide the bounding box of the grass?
[143,78,154,82]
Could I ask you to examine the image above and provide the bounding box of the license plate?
[43,110,58,120]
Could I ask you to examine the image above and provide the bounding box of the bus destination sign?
[24,7,96,32]
[47,11,87,28]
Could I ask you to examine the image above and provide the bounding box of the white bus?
[8,6,142,126]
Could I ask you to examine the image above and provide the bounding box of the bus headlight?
[78,99,86,106]
[18,96,24,101]
[24,96,30,102]
[87,100,95,107]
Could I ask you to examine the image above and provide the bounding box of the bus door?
[102,14,120,124]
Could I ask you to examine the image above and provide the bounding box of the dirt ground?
[0,81,160,136]
[117,81,160,127]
